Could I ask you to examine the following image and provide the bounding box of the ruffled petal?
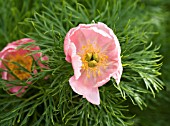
[69,75,100,105]
[65,43,82,79]
[65,42,76,63]
[111,60,123,84]
[72,55,82,80]
[69,28,87,53]
[80,27,112,45]
[95,22,121,54]
[64,27,78,61]
[11,38,35,46]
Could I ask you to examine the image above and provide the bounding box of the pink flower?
[64,22,123,105]
[0,38,48,96]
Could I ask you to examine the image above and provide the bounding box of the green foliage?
[0,0,166,125]
[128,1,170,126]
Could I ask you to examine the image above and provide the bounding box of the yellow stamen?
[7,53,33,80]
[93,53,99,62]
[79,42,108,78]
[85,53,93,61]
[88,60,98,67]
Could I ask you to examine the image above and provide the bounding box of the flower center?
[85,52,99,67]
[79,43,108,77]
[7,53,33,80]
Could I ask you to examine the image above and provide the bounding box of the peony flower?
[64,22,122,105]
[0,38,48,96]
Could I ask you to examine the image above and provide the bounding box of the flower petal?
[80,27,112,45]
[85,87,100,105]
[64,27,78,61]
[95,22,121,54]
[69,75,100,105]
[72,55,82,80]
[69,28,87,53]
[9,86,26,97]
[111,60,123,84]
[65,42,76,63]
[65,42,82,79]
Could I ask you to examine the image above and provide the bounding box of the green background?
[0,0,169,125]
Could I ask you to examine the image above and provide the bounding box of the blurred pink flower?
[0,38,48,96]
[64,22,122,105]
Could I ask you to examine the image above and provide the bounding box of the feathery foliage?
[0,0,166,125]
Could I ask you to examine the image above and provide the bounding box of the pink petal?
[42,55,49,61]
[69,28,87,53]
[71,55,82,80]
[94,66,118,87]
[80,27,112,45]
[2,71,8,80]
[0,46,17,67]
[65,43,76,63]
[38,55,49,69]
[95,22,121,54]
[64,27,78,61]
[69,75,100,105]
[111,60,123,84]
[9,86,26,97]
[84,87,100,105]
[65,43,82,80]
[11,38,35,46]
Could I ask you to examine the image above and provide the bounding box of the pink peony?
[0,38,48,96]
[64,22,123,105]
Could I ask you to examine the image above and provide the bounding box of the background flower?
[64,22,122,105]
[0,38,48,96]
